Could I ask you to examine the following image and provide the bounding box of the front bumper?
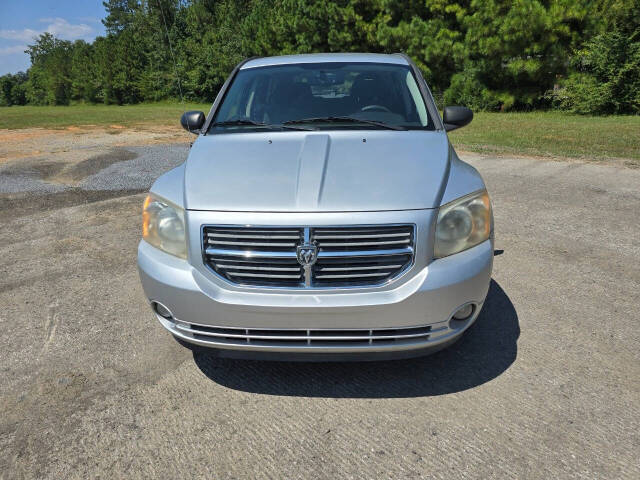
[138,235,493,359]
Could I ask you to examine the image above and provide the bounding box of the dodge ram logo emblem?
[296,243,318,267]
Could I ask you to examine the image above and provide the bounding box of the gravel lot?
[0,132,639,479]
[0,144,188,193]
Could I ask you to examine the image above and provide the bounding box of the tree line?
[1,0,638,114]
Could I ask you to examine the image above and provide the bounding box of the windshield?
[209,62,433,133]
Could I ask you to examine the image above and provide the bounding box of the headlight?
[434,190,492,258]
[142,194,187,259]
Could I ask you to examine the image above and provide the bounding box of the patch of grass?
[1,104,639,162]
[0,102,210,130]
[449,111,640,161]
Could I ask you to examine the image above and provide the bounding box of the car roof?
[241,53,409,69]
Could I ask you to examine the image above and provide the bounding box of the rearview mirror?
[443,106,473,132]
[180,110,206,134]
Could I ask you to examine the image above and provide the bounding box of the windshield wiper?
[211,119,315,131]
[283,116,406,131]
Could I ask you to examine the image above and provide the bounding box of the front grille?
[176,322,432,347]
[203,226,304,287]
[203,224,415,288]
[312,226,413,287]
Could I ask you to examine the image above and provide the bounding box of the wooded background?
[1,0,638,114]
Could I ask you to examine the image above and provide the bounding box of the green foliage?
[25,33,74,105]
[1,0,638,114]
[451,0,591,110]
[548,0,640,114]
[71,41,99,103]
[444,67,508,111]
[0,72,28,106]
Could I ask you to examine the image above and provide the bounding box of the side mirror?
[180,110,206,134]
[443,106,473,132]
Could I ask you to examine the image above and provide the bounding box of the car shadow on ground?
[192,279,519,398]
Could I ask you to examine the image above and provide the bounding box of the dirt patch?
[0,147,138,187]
[1,161,66,180]
[456,148,640,169]
[0,188,145,221]
[0,126,188,165]
[62,148,137,181]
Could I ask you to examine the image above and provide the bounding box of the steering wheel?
[361,104,391,113]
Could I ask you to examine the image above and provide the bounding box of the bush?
[0,72,28,106]
[550,32,640,114]
[444,69,515,111]
[548,0,640,115]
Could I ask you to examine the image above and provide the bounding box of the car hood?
[184,130,450,212]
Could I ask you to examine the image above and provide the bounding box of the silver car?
[137,53,493,361]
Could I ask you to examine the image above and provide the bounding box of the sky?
[0,1,107,75]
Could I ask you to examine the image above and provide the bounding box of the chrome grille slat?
[318,230,410,234]
[207,229,300,234]
[317,265,402,271]
[211,258,296,264]
[227,272,302,279]
[207,233,300,240]
[203,225,414,288]
[318,239,411,247]
[313,232,410,239]
[315,272,391,279]
[209,240,298,247]
[206,248,298,258]
[178,322,433,346]
[216,264,300,272]
[316,247,413,258]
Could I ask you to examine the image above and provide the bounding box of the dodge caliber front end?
[137,53,494,361]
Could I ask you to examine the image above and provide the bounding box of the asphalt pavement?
[1,144,638,479]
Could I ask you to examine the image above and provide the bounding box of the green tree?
[551,0,640,113]
[444,0,590,110]
[102,0,140,33]
[71,41,98,102]
[10,72,29,105]
[25,33,73,105]
[0,72,27,106]
[2,0,637,114]
[375,0,468,95]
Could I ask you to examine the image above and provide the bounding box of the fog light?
[154,302,173,319]
[453,304,474,320]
